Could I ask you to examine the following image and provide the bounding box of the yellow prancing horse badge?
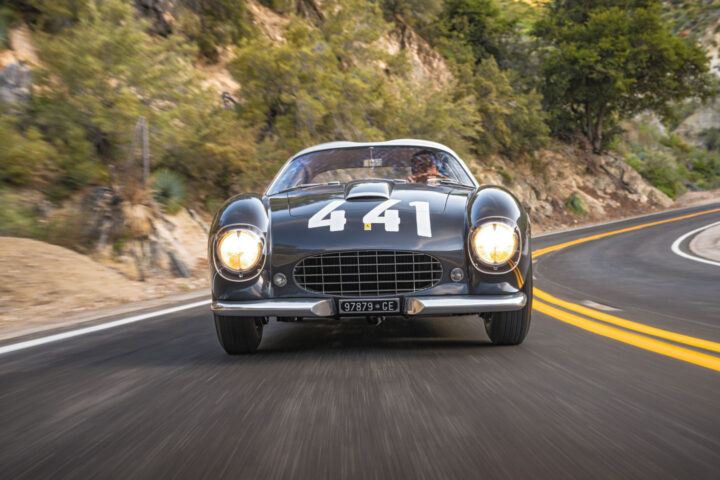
[364,223,372,231]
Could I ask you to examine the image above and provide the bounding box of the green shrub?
[257,0,295,14]
[0,7,18,48]
[473,58,549,156]
[498,168,513,185]
[564,192,586,215]
[0,117,57,187]
[4,0,260,204]
[176,0,253,62]
[203,195,226,215]
[701,127,720,151]
[0,190,42,237]
[620,117,719,197]
[151,169,187,214]
[642,156,685,198]
[0,189,86,248]
[660,133,691,154]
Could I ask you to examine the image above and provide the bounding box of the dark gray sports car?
[209,140,532,354]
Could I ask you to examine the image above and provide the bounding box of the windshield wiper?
[274,182,341,195]
[437,178,473,188]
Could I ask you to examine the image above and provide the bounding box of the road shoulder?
[0,289,209,344]
[689,224,720,262]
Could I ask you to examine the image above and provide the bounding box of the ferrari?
[209,140,532,353]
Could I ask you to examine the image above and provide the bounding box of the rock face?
[80,187,200,281]
[8,23,39,64]
[81,187,126,252]
[246,0,289,42]
[386,17,453,88]
[673,19,720,144]
[0,61,32,105]
[245,0,452,89]
[675,98,720,146]
[473,144,673,233]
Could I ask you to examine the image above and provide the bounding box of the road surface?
[1,203,719,479]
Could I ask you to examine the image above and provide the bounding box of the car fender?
[209,194,271,301]
[466,185,531,293]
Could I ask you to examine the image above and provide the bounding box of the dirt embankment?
[0,208,210,336]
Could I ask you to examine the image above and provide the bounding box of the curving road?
[1,203,719,479]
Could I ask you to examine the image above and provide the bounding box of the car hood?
[267,181,473,268]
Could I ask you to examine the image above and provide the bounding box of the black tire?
[214,315,264,354]
[484,271,533,345]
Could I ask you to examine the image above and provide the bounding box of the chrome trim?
[212,299,335,317]
[405,293,526,315]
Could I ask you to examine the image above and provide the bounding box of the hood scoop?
[344,181,391,200]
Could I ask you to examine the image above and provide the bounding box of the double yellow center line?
[533,207,720,372]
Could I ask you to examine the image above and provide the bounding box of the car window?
[268,146,474,194]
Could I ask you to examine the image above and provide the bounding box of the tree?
[535,0,712,153]
[231,0,482,163]
[380,0,443,27]
[473,58,548,156]
[23,0,257,199]
[177,0,253,62]
[434,0,512,64]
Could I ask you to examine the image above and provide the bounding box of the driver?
[407,150,448,184]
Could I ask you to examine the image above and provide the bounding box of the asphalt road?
[1,204,719,479]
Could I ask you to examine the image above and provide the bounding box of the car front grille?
[293,250,443,296]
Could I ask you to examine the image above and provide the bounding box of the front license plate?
[339,298,400,314]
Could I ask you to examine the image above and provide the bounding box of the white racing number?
[362,200,401,232]
[307,200,432,237]
[409,201,431,237]
[308,200,346,232]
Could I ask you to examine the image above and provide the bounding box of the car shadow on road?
[254,316,494,355]
[22,315,498,370]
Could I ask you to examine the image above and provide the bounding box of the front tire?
[214,314,264,354]
[484,272,533,345]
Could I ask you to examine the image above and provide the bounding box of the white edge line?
[0,299,211,356]
[670,221,720,268]
[3,204,717,356]
[535,202,720,239]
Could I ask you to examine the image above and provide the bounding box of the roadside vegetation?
[618,117,720,198]
[564,192,586,216]
[0,0,718,247]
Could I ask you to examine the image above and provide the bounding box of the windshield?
[268,146,475,194]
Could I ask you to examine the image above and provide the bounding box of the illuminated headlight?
[217,229,263,272]
[470,220,519,269]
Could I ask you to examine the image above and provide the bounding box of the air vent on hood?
[344,181,390,200]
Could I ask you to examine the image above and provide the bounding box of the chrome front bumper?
[212,293,526,317]
[405,293,526,315]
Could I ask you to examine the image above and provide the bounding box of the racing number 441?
[308,200,432,237]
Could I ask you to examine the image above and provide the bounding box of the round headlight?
[471,222,518,266]
[217,229,263,272]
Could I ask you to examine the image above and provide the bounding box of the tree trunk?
[584,102,594,149]
[591,104,607,154]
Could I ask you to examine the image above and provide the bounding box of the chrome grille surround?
[293,250,443,296]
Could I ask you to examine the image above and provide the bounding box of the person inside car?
[407,150,449,184]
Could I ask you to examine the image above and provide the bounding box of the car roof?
[290,139,463,161]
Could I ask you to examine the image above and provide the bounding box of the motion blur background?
[0,0,719,323]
